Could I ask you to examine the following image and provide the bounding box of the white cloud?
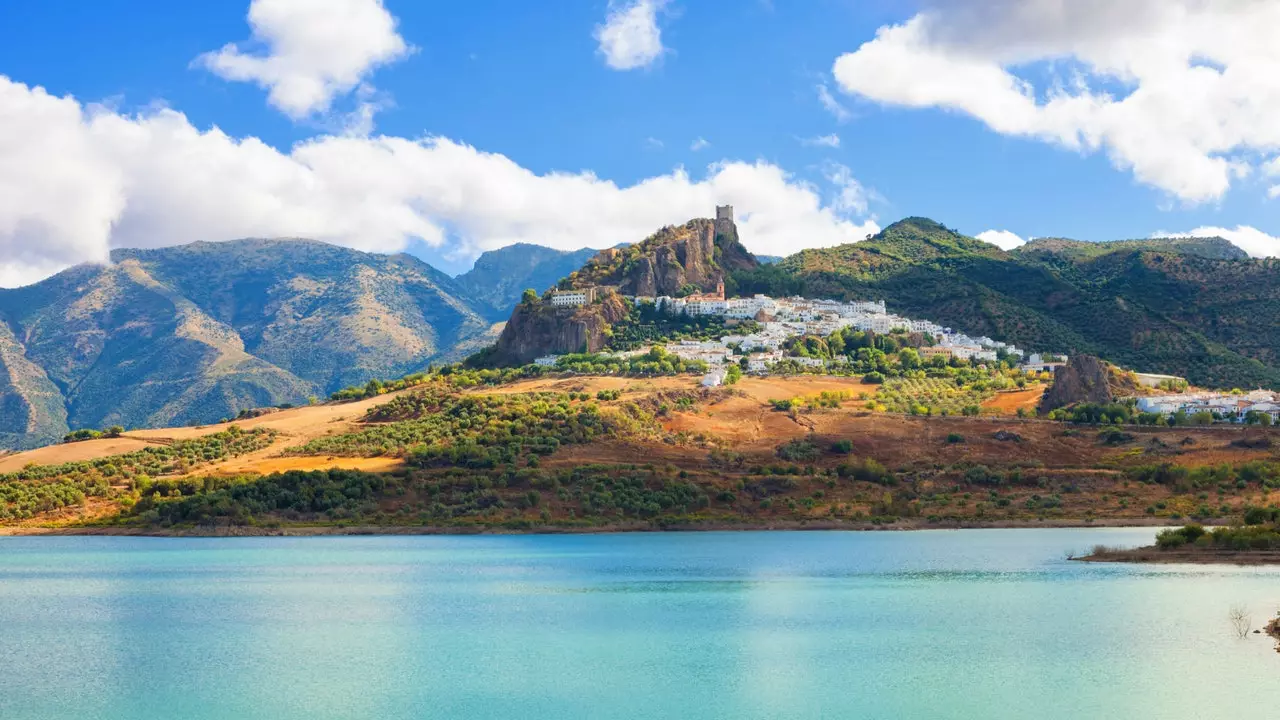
[1265,156,1280,198]
[196,0,410,119]
[0,76,880,287]
[823,162,871,216]
[690,137,710,151]
[832,0,1280,204]
[595,0,668,71]
[801,133,841,148]
[1161,226,1280,258]
[816,82,851,123]
[645,136,665,150]
[976,229,1026,251]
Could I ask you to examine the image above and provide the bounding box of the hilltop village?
[537,275,1061,386]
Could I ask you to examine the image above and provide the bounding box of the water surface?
[1,529,1277,719]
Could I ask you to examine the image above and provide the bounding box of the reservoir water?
[1,529,1277,719]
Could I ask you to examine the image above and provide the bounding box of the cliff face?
[1039,355,1114,413]
[486,215,760,367]
[490,291,630,365]
[572,218,757,297]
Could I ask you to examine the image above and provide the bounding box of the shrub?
[777,440,820,462]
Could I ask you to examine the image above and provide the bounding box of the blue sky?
[1,0,1277,281]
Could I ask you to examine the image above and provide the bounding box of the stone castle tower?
[715,205,734,223]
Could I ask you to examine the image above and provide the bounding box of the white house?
[550,288,597,307]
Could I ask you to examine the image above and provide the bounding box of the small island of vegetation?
[1079,510,1280,564]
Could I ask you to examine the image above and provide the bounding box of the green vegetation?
[0,427,275,521]
[1156,521,1280,551]
[552,347,708,376]
[876,377,1000,416]
[62,426,124,443]
[292,389,644,464]
[122,464,720,529]
[777,439,821,462]
[729,217,1280,390]
[606,302,758,351]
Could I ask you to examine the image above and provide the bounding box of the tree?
[521,288,538,306]
[725,365,742,385]
[1229,605,1252,639]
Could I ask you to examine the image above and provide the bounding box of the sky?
[2,0,1280,285]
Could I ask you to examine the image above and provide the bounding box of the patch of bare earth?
[981,387,1045,414]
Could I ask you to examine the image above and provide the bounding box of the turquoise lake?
[1,529,1278,719]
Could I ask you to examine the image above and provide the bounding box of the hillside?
[1018,236,1249,262]
[730,218,1280,389]
[454,243,597,321]
[3,371,1278,534]
[0,239,491,448]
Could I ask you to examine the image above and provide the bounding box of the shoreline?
[0,516,1180,538]
[1076,548,1280,566]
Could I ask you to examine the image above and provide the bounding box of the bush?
[830,439,854,454]
[777,440,820,462]
[946,433,965,444]
[964,465,998,485]
[1243,506,1279,525]
[836,458,893,485]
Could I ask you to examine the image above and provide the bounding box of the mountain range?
[3,216,1279,450]
[0,239,589,449]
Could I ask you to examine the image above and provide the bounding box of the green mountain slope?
[730,218,1280,389]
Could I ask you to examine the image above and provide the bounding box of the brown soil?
[982,387,1045,414]
[0,388,421,475]
[208,456,405,476]
[0,438,160,473]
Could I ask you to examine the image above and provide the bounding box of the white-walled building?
[550,288,597,307]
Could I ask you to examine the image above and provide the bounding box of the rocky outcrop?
[1039,355,1114,414]
[572,218,758,297]
[484,215,761,367]
[489,291,630,366]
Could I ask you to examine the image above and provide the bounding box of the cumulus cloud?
[1161,226,1280,258]
[801,133,841,148]
[976,229,1026,250]
[196,0,410,118]
[595,0,668,71]
[0,76,880,287]
[690,137,710,151]
[832,0,1280,203]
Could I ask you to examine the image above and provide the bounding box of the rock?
[487,213,760,366]
[1039,355,1114,414]
[488,291,629,366]
[992,430,1023,442]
